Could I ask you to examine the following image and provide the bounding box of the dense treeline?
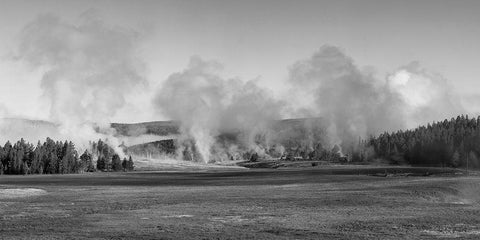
[90,139,134,172]
[369,115,480,168]
[0,138,134,175]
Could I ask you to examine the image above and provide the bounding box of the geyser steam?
[387,61,464,127]
[154,56,283,162]
[288,45,465,151]
[154,46,468,162]
[11,13,146,152]
[288,45,405,149]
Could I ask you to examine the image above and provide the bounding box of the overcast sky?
[0,0,479,123]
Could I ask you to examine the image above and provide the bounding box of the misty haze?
[1,0,480,239]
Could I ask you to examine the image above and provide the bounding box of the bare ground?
[1,168,480,239]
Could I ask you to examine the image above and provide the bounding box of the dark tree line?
[90,139,134,172]
[369,115,480,168]
[0,138,134,175]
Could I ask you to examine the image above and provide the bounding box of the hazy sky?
[0,0,479,122]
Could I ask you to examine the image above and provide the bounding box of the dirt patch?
[0,188,47,199]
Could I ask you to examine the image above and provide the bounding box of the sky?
[0,0,479,123]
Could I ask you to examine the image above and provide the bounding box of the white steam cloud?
[387,62,464,127]
[151,45,471,162]
[288,45,405,149]
[288,45,466,150]
[154,56,283,162]
[3,13,147,153]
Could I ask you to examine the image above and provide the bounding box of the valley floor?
[1,168,480,239]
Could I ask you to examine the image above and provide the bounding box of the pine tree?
[31,141,43,174]
[96,156,106,171]
[80,150,94,172]
[368,114,480,167]
[0,138,121,174]
[451,150,460,167]
[13,143,25,174]
[111,154,122,172]
[47,152,58,174]
[126,156,134,171]
[122,157,128,171]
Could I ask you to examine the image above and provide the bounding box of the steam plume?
[154,56,283,162]
[288,45,465,150]
[387,61,464,127]
[288,45,405,149]
[10,13,146,152]
[154,46,467,162]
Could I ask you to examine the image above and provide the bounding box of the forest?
[0,138,134,175]
[369,115,480,168]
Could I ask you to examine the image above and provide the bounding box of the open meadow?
[1,167,480,239]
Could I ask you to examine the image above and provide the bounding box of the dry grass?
[0,168,479,239]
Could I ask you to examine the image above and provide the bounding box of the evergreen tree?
[452,150,460,167]
[79,150,95,172]
[31,141,43,174]
[122,157,128,171]
[47,152,58,174]
[368,114,480,168]
[126,156,134,171]
[111,154,122,172]
[0,138,118,175]
[96,156,106,171]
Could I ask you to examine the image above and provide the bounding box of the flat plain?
[1,167,480,239]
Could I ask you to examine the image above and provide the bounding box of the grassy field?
[1,167,480,239]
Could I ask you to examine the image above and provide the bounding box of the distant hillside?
[0,118,61,144]
[111,121,180,137]
[121,117,328,161]
[1,117,325,139]
[0,118,180,139]
[0,117,328,158]
[111,117,325,138]
[0,118,58,128]
[126,139,176,158]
